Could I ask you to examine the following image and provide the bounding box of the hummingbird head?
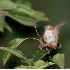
[45,25,54,31]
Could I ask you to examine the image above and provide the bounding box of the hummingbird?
[42,20,67,50]
[34,20,67,50]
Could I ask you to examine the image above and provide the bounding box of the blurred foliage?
[52,53,65,69]
[0,38,64,69]
[15,60,55,69]
[0,0,49,33]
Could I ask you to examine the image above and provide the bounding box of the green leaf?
[26,59,33,64]
[34,60,55,69]
[3,38,30,66]
[15,65,27,69]
[52,53,65,69]
[8,10,49,27]
[15,0,32,7]
[0,0,17,10]
[6,2,49,27]
[8,37,34,48]
[0,0,49,28]
[3,52,11,66]
[34,60,46,68]
[0,14,12,33]
[0,25,4,32]
[11,3,49,21]
[0,47,27,61]
[3,38,24,66]
[0,0,49,32]
[15,60,55,69]
[15,65,34,69]
[7,14,35,26]
[16,5,49,21]
[33,50,47,62]
[8,38,24,48]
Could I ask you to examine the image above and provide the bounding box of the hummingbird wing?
[55,19,67,34]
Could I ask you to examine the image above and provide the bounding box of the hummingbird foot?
[39,43,47,50]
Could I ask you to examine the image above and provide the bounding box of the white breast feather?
[45,31,56,43]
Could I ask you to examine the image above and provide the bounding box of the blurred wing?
[55,19,67,34]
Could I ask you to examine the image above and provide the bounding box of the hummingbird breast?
[44,29,58,48]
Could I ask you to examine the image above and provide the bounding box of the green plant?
[0,0,49,33]
[0,0,65,69]
[0,38,64,69]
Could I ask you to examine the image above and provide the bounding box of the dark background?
[0,0,70,69]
